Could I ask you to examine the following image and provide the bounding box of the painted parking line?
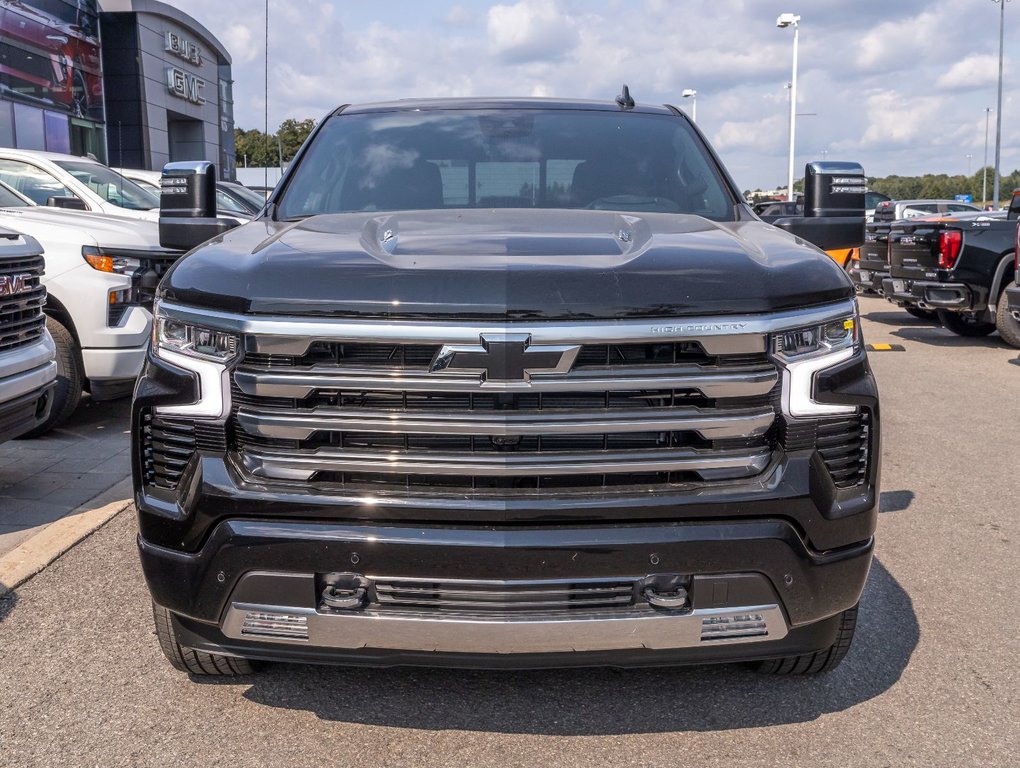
[867,343,906,351]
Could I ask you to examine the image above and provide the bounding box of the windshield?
[54,161,159,210]
[0,181,31,208]
[278,109,735,220]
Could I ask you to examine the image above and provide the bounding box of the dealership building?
[0,0,235,179]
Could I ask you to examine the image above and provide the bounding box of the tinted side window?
[0,159,76,205]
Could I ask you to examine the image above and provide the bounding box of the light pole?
[681,89,697,123]
[777,13,800,202]
[966,154,973,176]
[991,0,1009,208]
[983,107,992,207]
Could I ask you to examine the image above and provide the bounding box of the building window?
[44,111,71,154]
[0,102,13,147]
[13,104,46,150]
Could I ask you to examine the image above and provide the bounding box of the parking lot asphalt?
[0,397,132,557]
[0,296,1018,767]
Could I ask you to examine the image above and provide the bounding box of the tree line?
[869,169,1020,206]
[234,119,316,168]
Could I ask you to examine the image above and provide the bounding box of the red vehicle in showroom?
[0,0,102,118]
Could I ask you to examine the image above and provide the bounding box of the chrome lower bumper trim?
[221,602,789,654]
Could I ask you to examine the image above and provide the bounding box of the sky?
[171,0,1018,191]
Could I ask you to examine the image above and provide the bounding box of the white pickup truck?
[0,226,56,443]
[0,180,176,435]
[0,149,160,222]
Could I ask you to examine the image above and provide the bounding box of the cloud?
[487,0,578,63]
[859,91,944,147]
[936,54,1003,90]
[163,0,1020,186]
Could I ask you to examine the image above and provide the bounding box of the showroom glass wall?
[0,0,107,159]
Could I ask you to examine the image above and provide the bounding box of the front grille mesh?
[370,577,640,613]
[0,255,46,352]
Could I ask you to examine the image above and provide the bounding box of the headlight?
[152,304,238,419]
[154,315,239,363]
[772,314,859,418]
[82,246,141,275]
[773,316,858,361]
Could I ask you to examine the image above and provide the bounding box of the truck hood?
[0,206,161,249]
[161,209,854,320]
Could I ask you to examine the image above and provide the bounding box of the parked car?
[864,191,891,221]
[0,150,159,221]
[0,224,55,443]
[134,95,879,678]
[872,198,980,223]
[881,194,1020,344]
[0,0,102,118]
[0,178,177,433]
[853,204,993,302]
[121,170,264,219]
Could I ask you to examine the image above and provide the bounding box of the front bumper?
[0,371,56,443]
[141,518,873,668]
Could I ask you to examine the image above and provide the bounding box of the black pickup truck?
[133,95,879,678]
[881,191,1020,344]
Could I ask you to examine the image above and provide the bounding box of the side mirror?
[47,195,88,211]
[771,161,866,251]
[1008,189,1020,221]
[158,161,239,251]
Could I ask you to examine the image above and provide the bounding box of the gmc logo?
[0,273,33,297]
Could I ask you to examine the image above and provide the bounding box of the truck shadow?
[0,588,16,624]
[229,558,918,734]
[890,327,1008,349]
[861,308,936,327]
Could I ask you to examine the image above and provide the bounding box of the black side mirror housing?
[47,195,88,211]
[158,161,240,251]
[1007,190,1020,221]
[771,161,866,251]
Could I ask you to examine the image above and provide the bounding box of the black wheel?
[152,603,256,676]
[905,306,937,321]
[937,310,996,337]
[996,281,1020,348]
[16,317,83,438]
[756,604,858,675]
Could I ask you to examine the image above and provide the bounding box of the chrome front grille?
[0,254,46,353]
[227,321,782,494]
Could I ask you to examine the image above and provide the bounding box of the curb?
[0,477,133,597]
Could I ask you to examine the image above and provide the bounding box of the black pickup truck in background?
[881,190,1020,344]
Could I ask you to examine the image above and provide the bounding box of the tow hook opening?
[641,574,691,611]
[319,573,368,612]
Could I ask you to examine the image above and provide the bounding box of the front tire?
[756,604,858,675]
[937,310,996,337]
[17,317,83,438]
[152,603,255,676]
[995,282,1020,348]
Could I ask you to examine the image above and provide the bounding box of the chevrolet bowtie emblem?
[429,334,580,382]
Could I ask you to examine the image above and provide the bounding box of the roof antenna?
[615,84,635,110]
